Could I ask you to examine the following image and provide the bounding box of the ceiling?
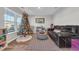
[22,7,61,16]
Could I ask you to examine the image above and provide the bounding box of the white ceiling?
[23,7,61,16]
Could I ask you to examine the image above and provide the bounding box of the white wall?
[53,7,79,25]
[28,15,53,32]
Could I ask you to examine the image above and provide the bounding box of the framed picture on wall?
[35,18,45,23]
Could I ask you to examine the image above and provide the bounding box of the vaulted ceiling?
[21,7,62,16]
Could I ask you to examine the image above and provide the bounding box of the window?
[4,9,15,33]
[16,17,22,32]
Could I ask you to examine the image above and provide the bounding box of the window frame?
[16,16,22,32]
[4,8,22,34]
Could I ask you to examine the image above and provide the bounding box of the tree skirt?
[16,35,32,43]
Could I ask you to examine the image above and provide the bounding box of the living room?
[0,7,79,51]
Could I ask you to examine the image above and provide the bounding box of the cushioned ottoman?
[37,34,48,40]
